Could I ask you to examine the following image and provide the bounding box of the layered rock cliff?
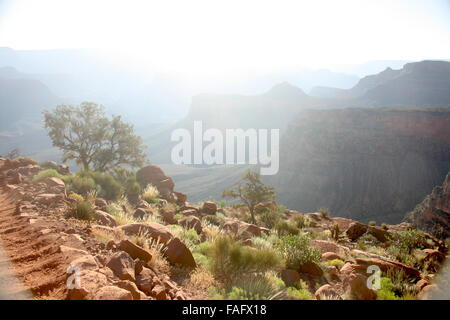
[409,171,450,238]
[267,108,450,223]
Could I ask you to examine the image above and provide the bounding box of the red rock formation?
[412,171,450,239]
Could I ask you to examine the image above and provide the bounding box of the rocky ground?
[0,156,448,300]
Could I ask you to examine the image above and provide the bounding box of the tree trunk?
[250,207,256,224]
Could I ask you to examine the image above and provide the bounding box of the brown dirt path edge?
[0,189,68,300]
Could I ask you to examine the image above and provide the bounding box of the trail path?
[0,192,32,299]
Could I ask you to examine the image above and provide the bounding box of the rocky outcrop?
[410,171,450,239]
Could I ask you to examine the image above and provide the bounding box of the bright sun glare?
[1,0,450,76]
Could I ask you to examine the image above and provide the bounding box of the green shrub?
[68,201,94,221]
[113,168,141,200]
[210,275,280,300]
[392,229,427,253]
[258,209,281,229]
[327,258,345,269]
[274,221,299,236]
[291,215,309,229]
[204,214,224,226]
[68,192,84,202]
[376,276,417,301]
[286,287,312,300]
[142,184,160,204]
[369,221,377,226]
[276,235,321,270]
[319,207,329,218]
[32,169,65,183]
[207,236,281,284]
[66,171,122,201]
[179,228,200,248]
[66,175,97,195]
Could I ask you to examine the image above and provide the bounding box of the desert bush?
[369,221,377,226]
[179,228,200,249]
[291,215,309,229]
[211,275,280,300]
[113,168,141,200]
[392,229,427,253]
[274,221,299,236]
[386,229,427,265]
[326,258,345,269]
[68,200,94,221]
[189,267,216,290]
[142,184,160,204]
[207,236,281,284]
[67,171,122,201]
[319,207,329,218]
[276,234,321,270]
[203,214,223,226]
[376,277,416,300]
[286,286,312,300]
[68,192,84,202]
[32,169,65,183]
[66,175,97,196]
[258,209,281,229]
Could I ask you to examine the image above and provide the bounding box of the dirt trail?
[0,189,70,299]
[0,191,32,299]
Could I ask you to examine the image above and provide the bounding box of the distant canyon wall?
[267,108,450,223]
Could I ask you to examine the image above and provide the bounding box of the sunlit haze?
[1,0,450,76]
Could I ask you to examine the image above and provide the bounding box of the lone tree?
[222,170,276,224]
[43,102,147,171]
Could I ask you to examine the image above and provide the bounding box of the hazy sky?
[1,0,450,74]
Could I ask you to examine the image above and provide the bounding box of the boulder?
[298,262,323,276]
[151,284,169,300]
[311,240,350,256]
[106,251,136,282]
[117,239,152,263]
[117,223,173,243]
[174,191,187,204]
[315,284,341,300]
[95,198,108,211]
[355,257,421,278]
[93,286,133,300]
[94,210,117,227]
[418,284,440,300]
[160,210,177,225]
[43,177,65,189]
[346,222,368,241]
[321,252,342,261]
[280,269,301,286]
[222,220,240,234]
[367,226,389,243]
[136,165,175,195]
[416,279,429,291]
[236,223,265,240]
[201,201,217,215]
[69,255,99,270]
[114,280,146,300]
[179,215,202,234]
[254,200,277,213]
[35,193,64,205]
[135,267,157,295]
[133,208,148,220]
[179,209,198,216]
[18,165,40,176]
[342,273,377,300]
[165,237,197,269]
[67,270,108,300]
